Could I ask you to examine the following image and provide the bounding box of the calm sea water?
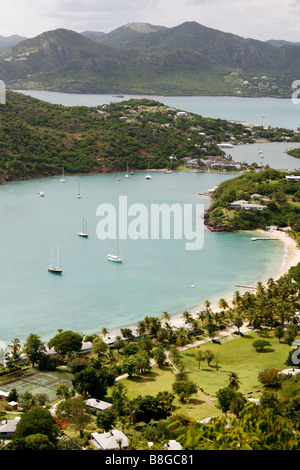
[17,90,300,130]
[0,171,283,347]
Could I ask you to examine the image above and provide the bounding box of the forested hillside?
[205,169,300,241]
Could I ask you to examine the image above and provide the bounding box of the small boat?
[164,170,174,174]
[107,238,123,263]
[125,163,130,178]
[145,162,152,179]
[107,253,123,263]
[130,170,134,175]
[117,172,120,181]
[48,246,62,274]
[78,218,89,238]
[76,183,81,198]
[60,167,66,182]
[38,191,45,197]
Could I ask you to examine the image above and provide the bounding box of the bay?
[17,90,300,130]
[0,171,283,347]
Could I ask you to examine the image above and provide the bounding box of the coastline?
[104,229,300,340]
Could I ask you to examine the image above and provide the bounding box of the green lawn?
[117,330,299,421]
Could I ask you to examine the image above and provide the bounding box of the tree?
[13,407,59,445]
[227,371,241,390]
[8,338,22,366]
[48,330,83,356]
[195,350,206,370]
[96,408,117,432]
[72,365,115,399]
[229,392,247,418]
[172,379,198,403]
[23,333,46,366]
[205,349,215,367]
[274,325,285,343]
[100,327,110,339]
[206,322,218,340]
[153,345,166,368]
[253,339,271,352]
[135,350,151,374]
[56,383,72,400]
[68,396,92,437]
[122,356,138,378]
[234,316,243,332]
[111,382,129,417]
[216,386,236,416]
[92,336,108,357]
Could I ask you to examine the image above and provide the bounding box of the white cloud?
[0,0,299,41]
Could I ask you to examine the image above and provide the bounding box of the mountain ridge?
[0,22,298,96]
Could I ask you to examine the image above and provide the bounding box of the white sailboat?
[125,162,130,178]
[145,162,152,179]
[117,172,120,181]
[60,167,66,182]
[38,191,45,197]
[78,218,89,238]
[107,238,123,263]
[48,246,63,274]
[76,183,81,198]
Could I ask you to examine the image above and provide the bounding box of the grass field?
[117,329,299,421]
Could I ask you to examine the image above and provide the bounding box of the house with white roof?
[91,430,129,450]
[85,398,112,412]
[0,417,21,439]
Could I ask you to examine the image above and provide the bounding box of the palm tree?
[228,371,241,390]
[195,350,206,370]
[161,311,171,325]
[218,298,229,312]
[9,338,21,366]
[101,327,109,339]
[136,320,146,336]
[234,316,243,332]
[176,327,188,351]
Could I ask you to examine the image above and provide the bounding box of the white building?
[91,430,129,450]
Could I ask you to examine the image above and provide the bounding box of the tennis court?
[0,371,73,403]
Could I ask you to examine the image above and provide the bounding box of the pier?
[235,284,257,289]
[251,237,278,241]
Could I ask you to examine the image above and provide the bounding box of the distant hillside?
[97,22,168,46]
[267,39,300,47]
[1,22,299,96]
[80,31,106,41]
[0,34,27,52]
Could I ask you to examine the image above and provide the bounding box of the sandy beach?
[104,229,300,339]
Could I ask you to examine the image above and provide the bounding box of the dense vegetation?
[1,263,300,450]
[206,169,300,241]
[1,91,290,182]
[1,23,300,96]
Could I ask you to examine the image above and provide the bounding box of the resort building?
[286,175,300,182]
[91,430,129,450]
[85,398,113,412]
[230,200,267,210]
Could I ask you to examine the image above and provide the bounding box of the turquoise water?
[0,171,283,346]
[17,90,300,130]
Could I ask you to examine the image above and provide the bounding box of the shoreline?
[103,229,300,340]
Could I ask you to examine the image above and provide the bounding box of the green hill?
[205,169,300,238]
[0,22,299,96]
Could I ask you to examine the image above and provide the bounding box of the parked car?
[227,322,234,327]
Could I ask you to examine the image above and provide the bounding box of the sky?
[0,0,300,42]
